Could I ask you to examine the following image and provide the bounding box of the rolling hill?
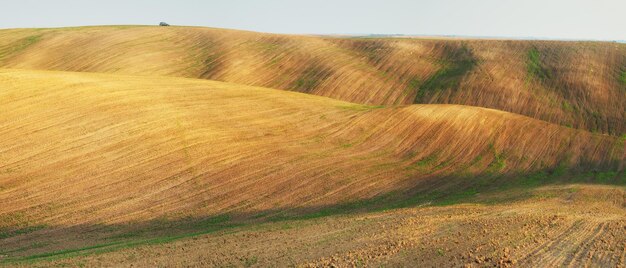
[0,26,624,266]
[0,68,622,229]
[0,26,624,135]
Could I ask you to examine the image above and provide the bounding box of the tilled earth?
[13,185,624,267]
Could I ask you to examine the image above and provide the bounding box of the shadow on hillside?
[0,167,624,264]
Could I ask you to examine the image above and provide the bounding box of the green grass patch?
[485,143,506,173]
[199,53,223,77]
[570,171,624,184]
[291,65,333,93]
[0,242,49,255]
[2,219,239,265]
[267,185,485,223]
[561,101,574,112]
[0,35,42,62]
[268,194,390,222]
[403,77,421,95]
[527,47,551,81]
[385,191,444,210]
[619,69,626,86]
[405,154,438,171]
[434,188,479,206]
[337,104,385,111]
[106,231,143,240]
[341,143,353,148]
[414,45,476,102]
[594,171,617,183]
[0,224,47,239]
[550,161,568,177]
[518,171,550,188]
[618,134,626,156]
[16,241,126,261]
[486,157,506,173]
[192,214,231,227]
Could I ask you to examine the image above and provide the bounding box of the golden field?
[0,26,624,134]
[0,26,624,267]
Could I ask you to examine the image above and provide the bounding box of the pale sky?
[1,0,624,40]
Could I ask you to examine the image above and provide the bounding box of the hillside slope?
[0,26,624,135]
[0,69,622,231]
[18,185,626,267]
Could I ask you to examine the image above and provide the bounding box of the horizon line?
[1,24,624,43]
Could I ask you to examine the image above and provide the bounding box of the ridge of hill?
[0,26,624,135]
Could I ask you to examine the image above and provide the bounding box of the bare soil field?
[4,185,625,267]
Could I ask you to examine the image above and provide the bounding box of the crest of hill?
[0,26,626,136]
[0,26,624,135]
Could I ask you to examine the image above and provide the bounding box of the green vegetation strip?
[0,35,41,61]
[414,46,476,103]
[269,165,625,222]
[0,225,47,239]
[3,167,623,265]
[292,65,333,93]
[336,104,385,111]
[2,221,239,264]
[527,47,550,81]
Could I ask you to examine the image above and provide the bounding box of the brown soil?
[11,185,623,267]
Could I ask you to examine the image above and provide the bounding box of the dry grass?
[0,26,624,134]
[0,69,622,231]
[0,26,624,266]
